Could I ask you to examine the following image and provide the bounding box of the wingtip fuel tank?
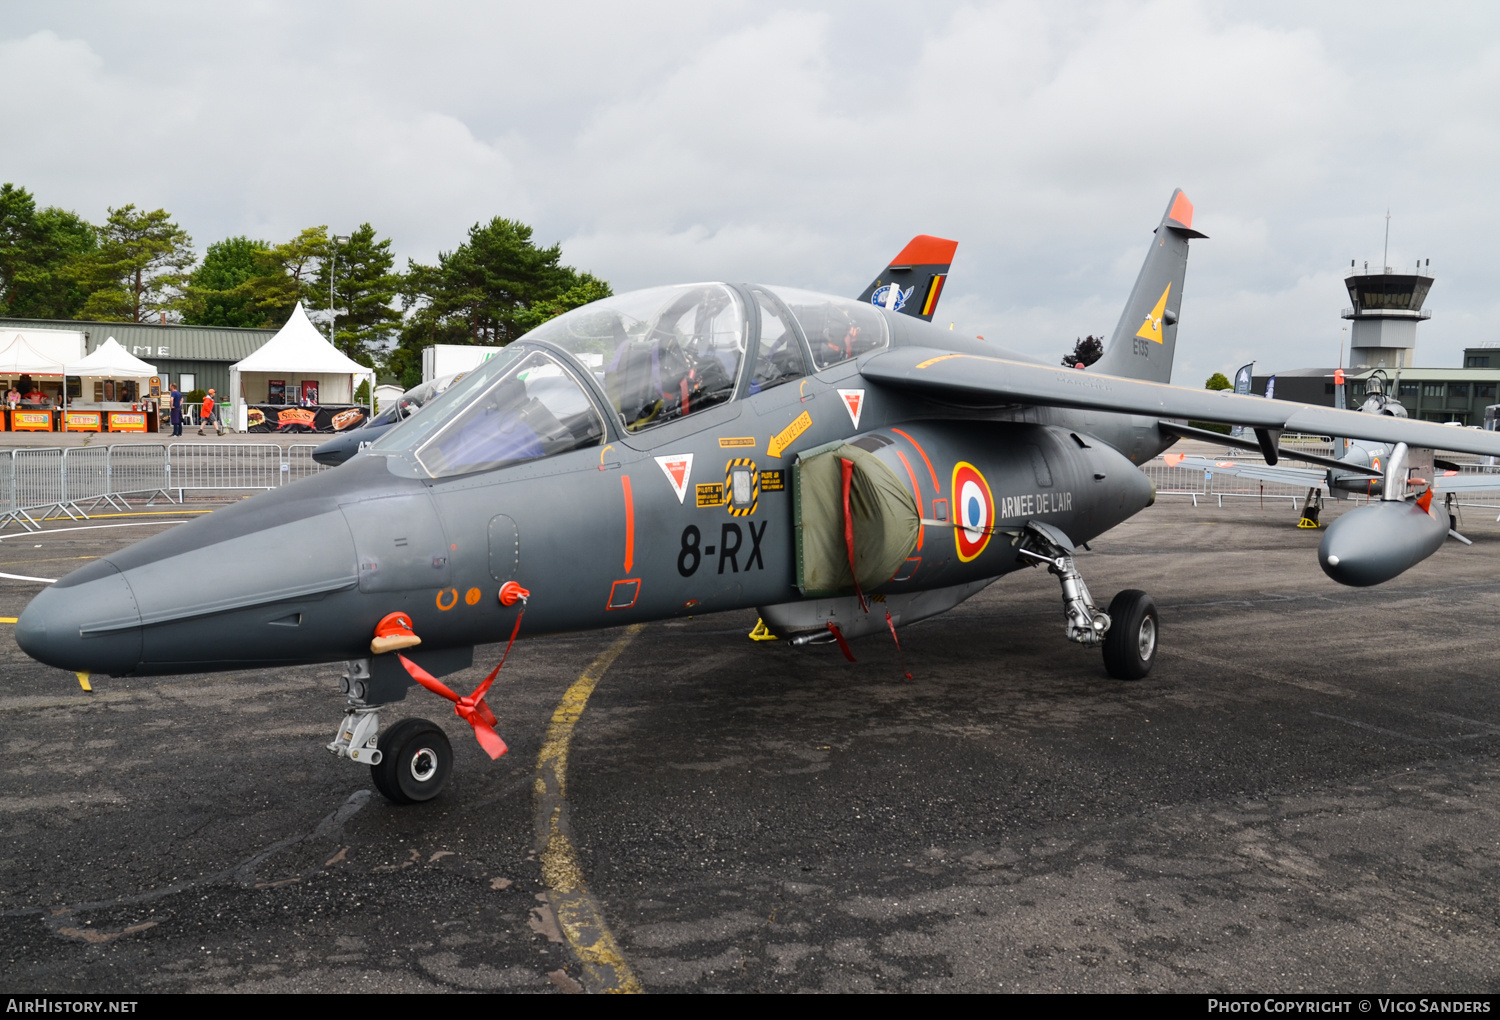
[1318,500,1448,587]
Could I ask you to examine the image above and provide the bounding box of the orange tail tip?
[371,611,421,655]
[1168,191,1194,229]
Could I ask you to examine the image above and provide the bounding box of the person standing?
[170,384,183,437]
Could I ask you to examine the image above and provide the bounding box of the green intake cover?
[794,442,920,597]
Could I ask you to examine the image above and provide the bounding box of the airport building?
[0,316,276,397]
[1251,262,1500,425]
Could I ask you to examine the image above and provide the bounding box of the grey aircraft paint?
[19,189,1500,801]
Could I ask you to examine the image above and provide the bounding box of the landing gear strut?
[1016,521,1159,680]
[1016,521,1111,646]
[1298,488,1324,529]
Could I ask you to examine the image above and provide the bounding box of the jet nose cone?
[16,559,142,674]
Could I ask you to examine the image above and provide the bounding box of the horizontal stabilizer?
[1157,421,1381,475]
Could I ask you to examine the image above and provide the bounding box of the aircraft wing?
[863,347,1500,459]
[1165,455,1326,488]
[1431,470,1500,493]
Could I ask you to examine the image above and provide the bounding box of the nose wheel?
[1102,590,1158,680]
[370,718,454,804]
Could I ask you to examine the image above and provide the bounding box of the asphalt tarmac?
[1,494,1497,993]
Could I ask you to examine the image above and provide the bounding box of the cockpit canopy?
[372,283,890,479]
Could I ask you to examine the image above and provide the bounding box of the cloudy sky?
[2,1,1497,385]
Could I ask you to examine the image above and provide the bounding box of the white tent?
[0,335,67,376]
[228,302,375,425]
[64,336,158,378]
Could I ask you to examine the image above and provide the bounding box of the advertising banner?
[12,410,54,432]
[245,404,368,434]
[1230,362,1254,440]
[107,412,148,433]
[64,411,102,432]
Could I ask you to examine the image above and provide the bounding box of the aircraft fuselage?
[16,309,1164,686]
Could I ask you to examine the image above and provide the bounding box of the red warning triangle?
[655,453,693,503]
[837,388,864,429]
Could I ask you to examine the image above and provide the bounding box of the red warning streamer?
[398,608,525,760]
[840,457,868,614]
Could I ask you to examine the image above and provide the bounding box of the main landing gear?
[1016,520,1158,681]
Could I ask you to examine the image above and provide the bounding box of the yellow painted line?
[0,617,16,623]
[37,510,213,521]
[534,624,644,994]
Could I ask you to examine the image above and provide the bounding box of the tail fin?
[857,235,958,322]
[1089,190,1205,384]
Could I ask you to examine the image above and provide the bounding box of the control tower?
[1341,260,1433,370]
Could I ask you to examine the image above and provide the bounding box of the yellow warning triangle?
[1135,284,1171,343]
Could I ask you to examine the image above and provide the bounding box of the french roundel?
[951,461,994,562]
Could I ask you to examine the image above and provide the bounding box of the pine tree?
[310,223,402,366]
[392,217,609,387]
[73,205,196,322]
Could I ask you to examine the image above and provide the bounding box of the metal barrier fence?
[0,443,332,532]
[1142,454,1500,511]
[167,442,285,494]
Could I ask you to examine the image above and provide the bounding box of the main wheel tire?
[1102,589,1158,681]
[370,718,453,805]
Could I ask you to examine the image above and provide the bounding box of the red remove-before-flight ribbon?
[397,609,525,760]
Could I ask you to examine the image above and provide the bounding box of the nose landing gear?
[370,718,454,804]
[327,660,455,804]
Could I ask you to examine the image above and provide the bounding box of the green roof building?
[0,317,275,396]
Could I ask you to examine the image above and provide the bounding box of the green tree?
[73,205,196,322]
[310,223,402,365]
[1205,372,1232,390]
[182,235,271,327]
[1061,335,1105,368]
[0,183,97,319]
[392,217,609,387]
[512,273,614,332]
[244,226,330,326]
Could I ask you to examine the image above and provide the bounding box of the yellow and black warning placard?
[718,436,756,448]
[759,469,785,492]
[725,457,759,516]
[695,482,724,508]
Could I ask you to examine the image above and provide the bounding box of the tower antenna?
[1383,209,1391,270]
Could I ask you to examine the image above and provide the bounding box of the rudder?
[1089,190,1205,384]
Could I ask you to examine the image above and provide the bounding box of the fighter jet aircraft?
[308,235,961,467]
[20,190,1500,805]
